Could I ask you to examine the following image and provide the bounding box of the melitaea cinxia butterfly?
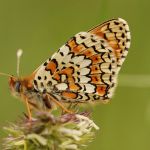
[3,18,131,119]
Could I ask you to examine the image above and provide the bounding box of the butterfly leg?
[25,97,32,121]
[71,102,80,113]
[61,102,73,115]
[45,93,74,114]
[21,94,32,121]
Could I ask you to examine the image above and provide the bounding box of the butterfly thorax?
[9,76,52,110]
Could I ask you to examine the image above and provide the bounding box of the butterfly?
[3,18,130,119]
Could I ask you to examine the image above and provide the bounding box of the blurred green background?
[0,0,150,149]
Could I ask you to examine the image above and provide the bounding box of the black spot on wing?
[38,76,41,80]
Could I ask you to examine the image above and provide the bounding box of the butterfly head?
[8,74,35,98]
[9,76,23,97]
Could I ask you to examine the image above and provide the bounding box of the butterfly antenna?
[0,72,13,78]
[17,49,23,77]
[0,49,23,78]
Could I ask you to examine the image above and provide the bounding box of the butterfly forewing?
[33,18,131,103]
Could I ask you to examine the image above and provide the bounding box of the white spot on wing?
[106,33,115,39]
[71,55,84,64]
[59,45,70,56]
[80,59,91,68]
[79,76,91,83]
[62,53,72,64]
[61,75,67,82]
[79,68,90,75]
[84,84,95,93]
[55,83,68,90]
[75,32,88,44]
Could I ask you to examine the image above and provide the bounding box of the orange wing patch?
[96,85,107,96]
[45,59,58,75]
[67,39,77,49]
[61,67,74,76]
[80,48,96,58]
[91,75,102,84]
[69,83,81,91]
[90,64,101,74]
[68,39,86,54]
[53,73,61,81]
[90,55,102,64]
[62,91,78,99]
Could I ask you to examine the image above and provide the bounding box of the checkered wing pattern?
[33,18,131,103]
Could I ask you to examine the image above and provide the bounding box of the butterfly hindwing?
[33,18,130,103]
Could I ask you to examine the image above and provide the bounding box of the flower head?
[3,111,99,150]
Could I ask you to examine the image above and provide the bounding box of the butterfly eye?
[15,81,21,93]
